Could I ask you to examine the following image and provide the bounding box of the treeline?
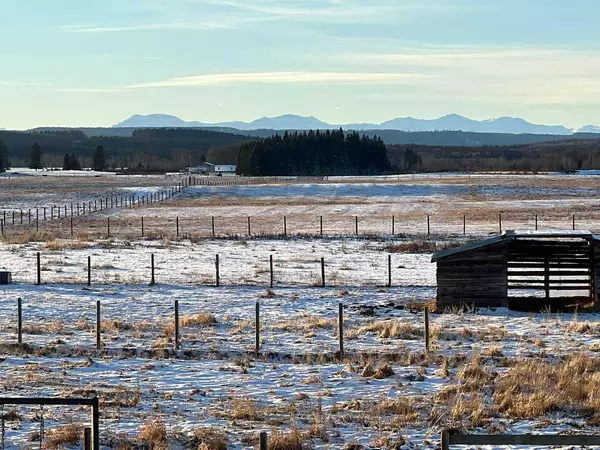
[388,138,600,172]
[0,128,253,170]
[237,130,390,176]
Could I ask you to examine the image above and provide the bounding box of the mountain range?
[113,113,599,135]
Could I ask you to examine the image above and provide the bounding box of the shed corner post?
[441,430,450,450]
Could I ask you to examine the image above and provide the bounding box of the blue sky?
[1,0,599,129]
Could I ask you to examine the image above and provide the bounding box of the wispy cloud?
[126,71,427,88]
[59,21,234,33]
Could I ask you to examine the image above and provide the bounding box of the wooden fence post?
[355,216,358,235]
[36,252,41,285]
[535,213,538,230]
[88,256,91,286]
[463,214,466,235]
[255,302,260,356]
[338,302,344,360]
[247,217,251,236]
[212,216,215,237]
[96,300,101,349]
[84,427,91,450]
[70,216,74,237]
[269,255,274,288]
[424,306,430,353]
[427,215,430,235]
[141,217,144,238]
[283,216,287,236]
[215,254,220,287]
[17,298,22,345]
[107,218,110,238]
[573,213,576,230]
[441,430,450,450]
[387,254,392,287]
[259,431,268,450]
[320,216,323,236]
[150,253,155,286]
[321,257,325,287]
[499,213,502,234]
[174,300,179,350]
[176,217,179,238]
[392,215,395,235]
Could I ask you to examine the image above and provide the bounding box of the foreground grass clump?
[137,418,168,450]
[192,427,228,450]
[349,320,421,340]
[43,424,83,449]
[269,426,309,450]
[493,354,600,420]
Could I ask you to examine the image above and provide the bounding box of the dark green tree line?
[236,130,390,176]
[0,140,7,172]
[92,145,106,171]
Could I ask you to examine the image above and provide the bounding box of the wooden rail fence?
[441,430,600,449]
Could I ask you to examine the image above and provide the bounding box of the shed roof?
[431,229,600,262]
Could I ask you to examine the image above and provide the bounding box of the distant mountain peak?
[112,113,576,135]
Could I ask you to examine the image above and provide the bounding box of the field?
[1,172,600,449]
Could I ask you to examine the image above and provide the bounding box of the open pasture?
[1,174,600,448]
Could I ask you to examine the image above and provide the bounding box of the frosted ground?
[1,174,600,448]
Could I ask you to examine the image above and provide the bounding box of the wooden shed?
[432,230,600,311]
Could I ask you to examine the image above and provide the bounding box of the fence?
[1,211,594,241]
[19,251,428,288]
[441,430,600,449]
[8,296,432,358]
[0,397,99,450]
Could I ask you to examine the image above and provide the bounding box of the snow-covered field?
[2,176,600,448]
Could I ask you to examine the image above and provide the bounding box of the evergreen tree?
[92,145,106,171]
[29,142,42,170]
[70,153,81,170]
[0,141,6,172]
[63,153,72,170]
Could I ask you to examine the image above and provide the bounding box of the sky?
[1,0,599,130]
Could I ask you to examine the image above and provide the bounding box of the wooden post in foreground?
[87,256,91,286]
[269,255,274,288]
[17,298,22,344]
[96,300,101,349]
[499,213,502,234]
[174,300,179,350]
[321,257,325,287]
[387,254,392,287]
[150,253,155,286]
[36,252,41,285]
[441,430,449,450]
[424,306,430,353]
[259,432,268,450]
[255,302,260,356]
[215,254,220,287]
[84,427,91,450]
[427,215,430,235]
[338,302,344,360]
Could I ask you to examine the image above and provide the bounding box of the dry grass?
[231,397,260,421]
[181,312,216,328]
[43,424,83,449]
[349,320,420,340]
[44,239,92,251]
[269,426,308,450]
[385,240,467,254]
[274,315,334,332]
[192,427,228,450]
[493,354,600,420]
[137,418,168,450]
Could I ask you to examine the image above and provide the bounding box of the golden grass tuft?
[268,426,308,450]
[192,427,228,450]
[349,320,420,340]
[43,424,83,449]
[493,354,600,420]
[137,418,168,450]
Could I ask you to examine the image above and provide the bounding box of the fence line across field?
[28,252,402,288]
[1,211,590,240]
[9,297,432,358]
